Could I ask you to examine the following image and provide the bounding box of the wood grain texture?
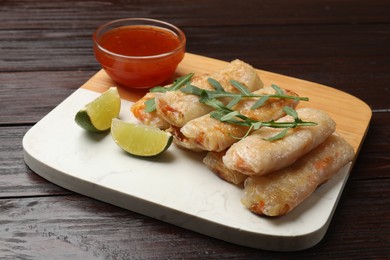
[0,180,388,259]
[0,0,389,258]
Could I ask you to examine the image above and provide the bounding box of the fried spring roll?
[130,92,171,129]
[203,151,248,185]
[178,87,299,152]
[155,59,263,127]
[130,74,212,129]
[241,133,355,216]
[223,108,336,176]
[130,74,210,129]
[168,125,205,152]
[155,74,211,127]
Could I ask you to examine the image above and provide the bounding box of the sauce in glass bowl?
[93,18,186,89]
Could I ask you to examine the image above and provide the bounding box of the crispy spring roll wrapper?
[177,87,299,152]
[174,116,249,152]
[223,108,336,176]
[155,59,263,128]
[241,133,355,217]
[155,74,211,126]
[130,92,171,130]
[130,75,210,129]
[168,125,204,152]
[203,151,248,185]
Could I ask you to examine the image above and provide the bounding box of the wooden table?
[1,0,389,258]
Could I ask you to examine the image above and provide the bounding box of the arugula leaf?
[230,80,252,95]
[202,92,317,141]
[150,73,194,93]
[264,128,290,141]
[144,73,194,112]
[271,84,285,95]
[250,95,270,109]
[180,83,204,96]
[207,78,225,92]
[199,92,225,110]
[283,106,298,119]
[220,111,241,121]
[226,96,242,109]
[144,98,156,113]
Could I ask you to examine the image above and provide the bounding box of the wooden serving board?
[23,53,371,251]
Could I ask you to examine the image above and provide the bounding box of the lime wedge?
[111,118,173,157]
[75,87,121,132]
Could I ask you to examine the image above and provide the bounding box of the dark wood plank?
[0,177,388,259]
[1,0,390,31]
[1,0,389,258]
[352,112,390,179]
[0,25,390,124]
[1,24,389,73]
[315,178,390,258]
[0,71,95,124]
[1,23,389,124]
[0,126,69,197]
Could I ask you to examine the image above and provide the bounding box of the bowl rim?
[93,17,186,60]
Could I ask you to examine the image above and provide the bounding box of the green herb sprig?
[144,73,194,112]
[143,73,316,141]
[181,79,308,109]
[198,92,317,141]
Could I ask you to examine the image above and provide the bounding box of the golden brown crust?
[180,86,299,152]
[241,133,355,216]
[131,92,171,130]
[203,151,247,184]
[223,108,337,176]
[155,60,263,127]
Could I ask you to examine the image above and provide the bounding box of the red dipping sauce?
[93,18,186,89]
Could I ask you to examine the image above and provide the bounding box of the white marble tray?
[23,53,371,251]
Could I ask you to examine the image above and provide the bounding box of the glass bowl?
[93,18,186,89]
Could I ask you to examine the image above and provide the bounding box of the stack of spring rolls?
[131,60,355,217]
